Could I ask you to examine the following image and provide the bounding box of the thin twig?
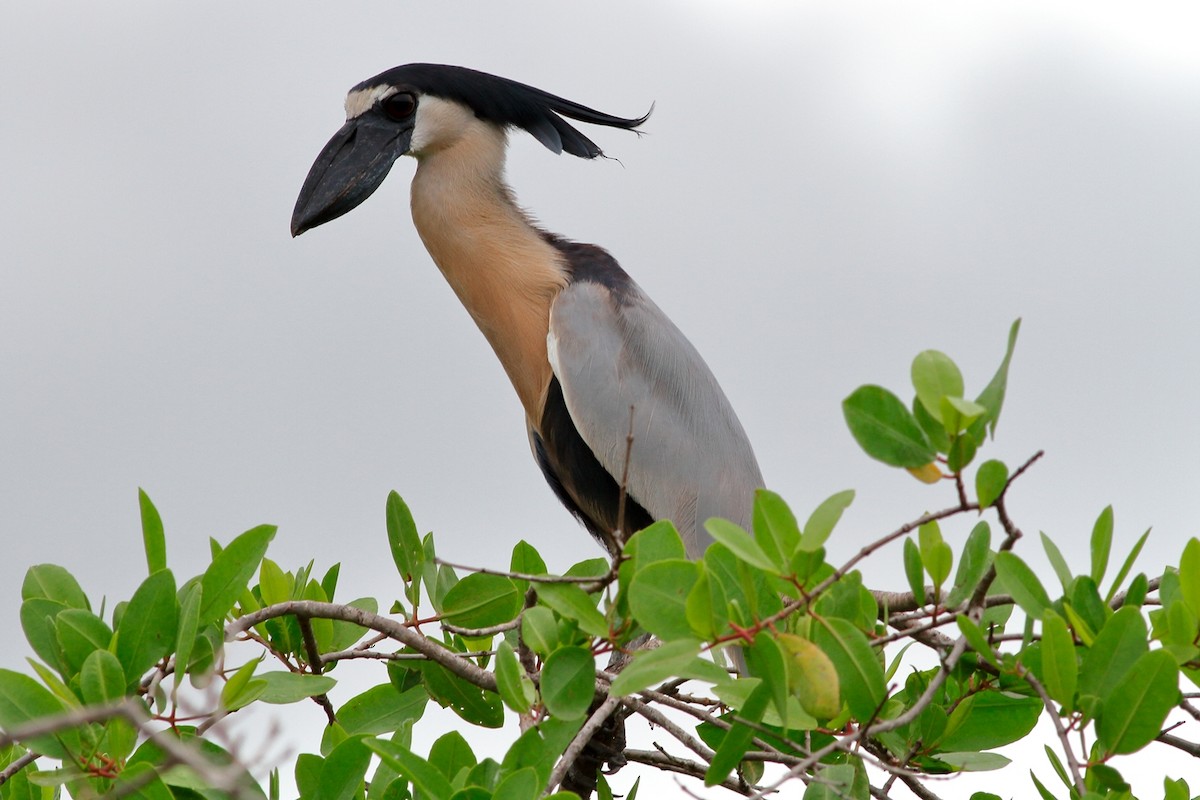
[615,404,636,550]
[0,752,37,787]
[1157,732,1200,757]
[441,617,523,638]
[547,695,624,792]
[1019,667,1084,795]
[296,617,337,725]
[623,748,747,794]
[321,648,493,663]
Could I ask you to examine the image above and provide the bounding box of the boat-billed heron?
[291,64,763,558]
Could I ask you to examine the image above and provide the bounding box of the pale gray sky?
[2,2,1198,796]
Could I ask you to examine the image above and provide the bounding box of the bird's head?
[290,63,650,237]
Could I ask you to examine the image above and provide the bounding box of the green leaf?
[918,520,952,590]
[802,764,858,799]
[913,396,952,453]
[975,460,1008,510]
[947,522,991,607]
[199,525,276,626]
[628,559,701,640]
[970,318,1021,440]
[946,431,978,472]
[912,350,964,423]
[941,395,987,436]
[993,552,1052,619]
[1029,770,1058,800]
[1040,611,1077,708]
[0,669,79,759]
[746,633,790,728]
[938,752,1011,772]
[812,617,885,721]
[321,563,341,603]
[442,573,522,630]
[295,753,323,798]
[1106,528,1151,604]
[20,598,69,676]
[138,489,168,575]
[752,489,800,569]
[1039,532,1074,594]
[493,767,539,800]
[510,540,547,593]
[684,570,717,639]
[939,691,1042,751]
[704,518,777,572]
[622,520,686,568]
[115,569,179,686]
[500,718,581,786]
[1164,777,1191,800]
[494,640,536,714]
[704,680,771,786]
[609,640,701,696]
[1095,649,1179,755]
[386,492,424,583]
[114,761,175,800]
[339,683,427,735]
[956,615,1000,669]
[257,672,337,704]
[22,565,89,610]
[318,736,373,800]
[1069,576,1108,635]
[417,660,504,728]
[1090,506,1114,586]
[173,581,203,689]
[54,609,114,675]
[429,730,476,782]
[80,649,127,706]
[540,646,595,719]
[258,558,292,608]
[778,634,840,720]
[903,539,925,609]
[842,385,936,468]
[367,739,454,800]
[220,658,265,711]
[801,489,855,552]
[1180,538,1200,616]
[535,582,608,639]
[520,606,560,657]
[1079,606,1148,700]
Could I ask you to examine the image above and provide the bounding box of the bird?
[291,63,763,560]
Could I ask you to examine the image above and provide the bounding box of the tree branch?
[227,600,497,692]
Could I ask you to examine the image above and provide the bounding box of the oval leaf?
[540,646,595,720]
[628,560,700,641]
[843,385,936,468]
[116,569,179,686]
[975,460,1008,510]
[442,573,522,630]
[609,640,701,697]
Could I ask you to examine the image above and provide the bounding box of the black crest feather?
[355,63,650,158]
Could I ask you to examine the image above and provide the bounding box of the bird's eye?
[381,92,417,122]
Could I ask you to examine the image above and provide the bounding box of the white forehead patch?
[344,85,398,120]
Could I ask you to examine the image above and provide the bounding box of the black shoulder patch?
[543,234,641,306]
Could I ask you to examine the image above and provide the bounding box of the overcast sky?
[2,2,1198,796]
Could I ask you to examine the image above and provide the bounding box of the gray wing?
[546,278,763,557]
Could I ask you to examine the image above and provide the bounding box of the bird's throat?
[409,125,569,423]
